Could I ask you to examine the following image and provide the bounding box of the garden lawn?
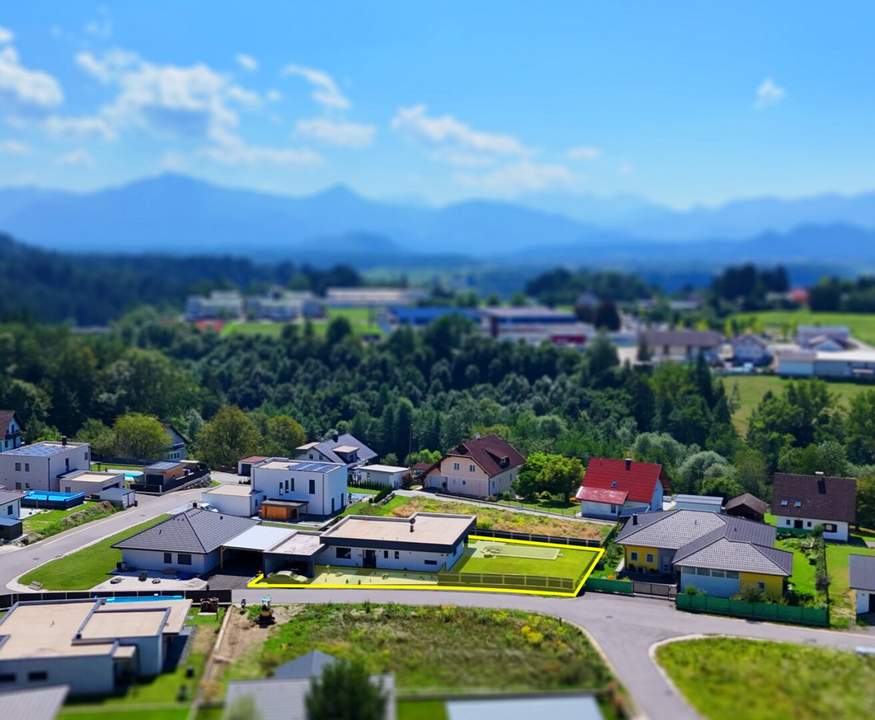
[344,495,610,541]
[775,537,820,599]
[20,515,168,590]
[656,637,875,720]
[397,700,448,720]
[731,310,875,345]
[453,540,598,582]
[219,320,285,338]
[497,497,581,516]
[225,604,615,695]
[22,501,117,540]
[825,535,875,628]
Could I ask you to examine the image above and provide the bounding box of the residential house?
[58,470,124,497]
[246,289,324,321]
[324,287,426,308]
[849,554,875,616]
[731,334,771,366]
[797,325,850,349]
[0,440,90,492]
[0,411,23,451]
[251,458,348,518]
[162,424,190,462]
[479,306,593,347]
[136,460,205,494]
[724,493,769,523]
[616,510,792,599]
[224,651,395,720]
[184,290,244,321]
[203,484,264,517]
[575,457,665,519]
[638,328,723,364]
[237,456,267,477]
[423,434,525,499]
[0,597,192,695]
[673,494,723,513]
[770,472,856,541]
[295,433,377,474]
[0,488,24,540]
[113,507,256,575]
[353,464,409,489]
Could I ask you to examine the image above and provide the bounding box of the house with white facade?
[730,334,771,366]
[639,328,723,364]
[251,458,348,518]
[0,488,24,540]
[0,440,90,492]
[423,434,525,499]
[295,433,377,475]
[202,483,264,517]
[850,554,875,616]
[184,290,244,321]
[770,472,856,541]
[246,289,324,321]
[59,469,124,497]
[0,411,23,451]
[576,457,665,519]
[353,464,409,489]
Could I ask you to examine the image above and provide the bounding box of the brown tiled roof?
[771,473,856,524]
[0,410,17,430]
[724,492,769,515]
[451,434,525,478]
[642,329,723,348]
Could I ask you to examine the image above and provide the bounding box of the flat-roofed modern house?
[0,488,24,540]
[639,328,723,364]
[0,597,192,695]
[771,473,856,541]
[113,507,256,575]
[137,460,205,494]
[0,440,90,492]
[319,512,475,572]
[59,469,124,497]
[353,464,409,489]
[203,483,264,517]
[378,306,480,333]
[294,433,377,473]
[423,435,524,499]
[478,306,593,347]
[237,455,267,477]
[576,458,665,519]
[0,410,23,451]
[849,554,875,616]
[616,510,792,599]
[251,458,348,519]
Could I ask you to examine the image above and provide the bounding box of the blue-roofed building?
[378,306,480,333]
[252,457,348,520]
[0,439,90,493]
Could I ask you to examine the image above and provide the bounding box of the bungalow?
[616,510,792,599]
[0,488,24,540]
[113,507,256,575]
[576,458,665,519]
[731,334,771,366]
[849,554,875,616]
[59,469,124,497]
[724,492,769,523]
[0,410,23,451]
[423,434,525,499]
[295,433,377,473]
[203,483,264,517]
[770,472,856,541]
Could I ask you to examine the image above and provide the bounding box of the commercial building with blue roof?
[0,439,90,493]
[378,306,481,333]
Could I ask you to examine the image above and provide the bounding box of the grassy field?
[731,310,875,345]
[826,533,875,628]
[20,515,168,590]
[220,307,383,339]
[497,497,581,516]
[656,637,875,720]
[723,374,870,435]
[225,604,615,695]
[775,537,820,599]
[22,501,117,540]
[454,539,597,581]
[397,700,448,720]
[344,495,611,541]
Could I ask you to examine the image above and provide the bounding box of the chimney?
[409,517,416,533]
[193,501,198,508]
[815,471,824,476]
[332,432,339,442]
[624,458,632,471]
[632,514,638,526]
[817,478,826,495]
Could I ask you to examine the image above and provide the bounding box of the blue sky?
[1,1,873,208]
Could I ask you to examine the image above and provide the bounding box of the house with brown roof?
[424,434,524,499]
[575,457,666,519]
[771,472,856,541]
[724,493,769,523]
[639,328,723,365]
[0,410,23,452]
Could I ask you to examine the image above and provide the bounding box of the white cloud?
[457,160,574,196]
[295,117,375,148]
[282,64,350,109]
[618,162,634,176]
[159,150,188,171]
[430,149,497,167]
[75,49,139,84]
[235,53,258,72]
[0,139,29,155]
[391,104,529,156]
[567,145,601,161]
[84,6,112,39]
[57,148,94,166]
[755,77,785,108]
[0,26,13,45]
[44,114,115,140]
[266,89,282,102]
[202,135,323,167]
[0,45,63,107]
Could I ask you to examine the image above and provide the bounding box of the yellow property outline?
[246,534,605,598]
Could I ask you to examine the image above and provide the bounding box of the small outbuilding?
[353,464,409,489]
[849,554,875,616]
[59,470,124,498]
[203,484,263,517]
[673,494,723,513]
[724,493,769,523]
[237,456,267,477]
[99,486,135,508]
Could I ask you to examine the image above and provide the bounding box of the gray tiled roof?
[306,433,377,465]
[616,510,725,550]
[673,537,792,576]
[0,685,69,720]
[113,508,256,554]
[849,554,875,592]
[0,489,24,506]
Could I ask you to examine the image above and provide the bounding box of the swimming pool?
[21,490,86,509]
[104,595,184,603]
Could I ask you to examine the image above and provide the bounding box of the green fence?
[437,571,577,592]
[676,593,829,627]
[585,577,634,594]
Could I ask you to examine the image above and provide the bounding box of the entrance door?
[363,549,377,568]
[794,519,804,529]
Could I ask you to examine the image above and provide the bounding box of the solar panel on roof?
[5,443,67,457]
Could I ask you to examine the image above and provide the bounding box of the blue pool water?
[25,490,85,502]
[104,595,184,603]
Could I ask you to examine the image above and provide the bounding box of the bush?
[372,488,393,504]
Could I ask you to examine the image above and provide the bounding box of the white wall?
[318,542,465,572]
[119,635,163,676]
[204,490,262,517]
[580,500,619,519]
[0,444,90,492]
[679,567,740,598]
[0,654,115,696]
[355,468,405,488]
[1,417,21,451]
[774,515,849,541]
[426,456,518,499]
[121,548,217,575]
[252,464,347,516]
[857,589,872,615]
[0,498,20,520]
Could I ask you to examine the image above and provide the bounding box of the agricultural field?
[656,638,875,720]
[731,310,875,346]
[343,494,611,541]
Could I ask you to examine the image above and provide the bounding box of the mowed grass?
[731,310,875,346]
[826,535,875,628]
[454,540,598,581]
[344,495,610,541]
[219,320,285,338]
[775,537,820,599]
[656,638,875,720]
[20,515,169,590]
[497,497,581,516]
[397,700,448,720]
[723,374,870,435]
[225,604,615,694]
[221,307,383,339]
[22,501,117,540]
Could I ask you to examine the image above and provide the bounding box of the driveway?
[233,587,875,720]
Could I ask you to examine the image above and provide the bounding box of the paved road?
[0,486,206,589]
[234,587,875,720]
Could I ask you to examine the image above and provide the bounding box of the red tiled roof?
[0,410,16,430]
[239,455,267,463]
[575,486,628,505]
[581,458,663,504]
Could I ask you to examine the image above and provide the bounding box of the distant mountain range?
[1,173,875,271]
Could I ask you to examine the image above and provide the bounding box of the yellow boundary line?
[247,535,604,598]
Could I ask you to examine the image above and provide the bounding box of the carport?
[263,531,325,577]
[220,525,298,574]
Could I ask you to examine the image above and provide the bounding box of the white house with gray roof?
[113,508,256,575]
[295,433,377,472]
[850,554,875,616]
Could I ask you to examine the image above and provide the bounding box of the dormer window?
[611,480,618,488]
[794,500,802,507]
[780,500,788,506]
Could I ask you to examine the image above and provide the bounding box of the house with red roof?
[575,457,666,519]
[424,434,525,499]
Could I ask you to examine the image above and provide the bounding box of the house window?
[278,482,283,495]
[6,505,11,515]
[696,568,710,575]
[425,559,438,566]
[0,673,15,683]
[309,479,316,494]
[757,582,765,591]
[336,547,351,559]
[726,570,739,578]
[630,551,639,561]
[163,552,172,564]
[794,501,802,507]
[453,462,460,471]
[384,551,389,559]
[14,482,20,490]
[711,569,725,577]
[823,523,837,533]
[806,521,812,528]
[285,479,289,492]
[394,551,400,559]
[14,462,20,472]
[785,519,791,526]
[646,554,654,563]
[177,553,192,566]
[24,463,29,472]
[468,464,475,472]
[780,500,788,506]
[27,671,48,682]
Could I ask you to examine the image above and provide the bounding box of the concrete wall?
[252,464,347,516]
[205,491,261,517]
[120,636,163,676]
[774,514,848,541]
[121,548,217,575]
[0,654,115,696]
